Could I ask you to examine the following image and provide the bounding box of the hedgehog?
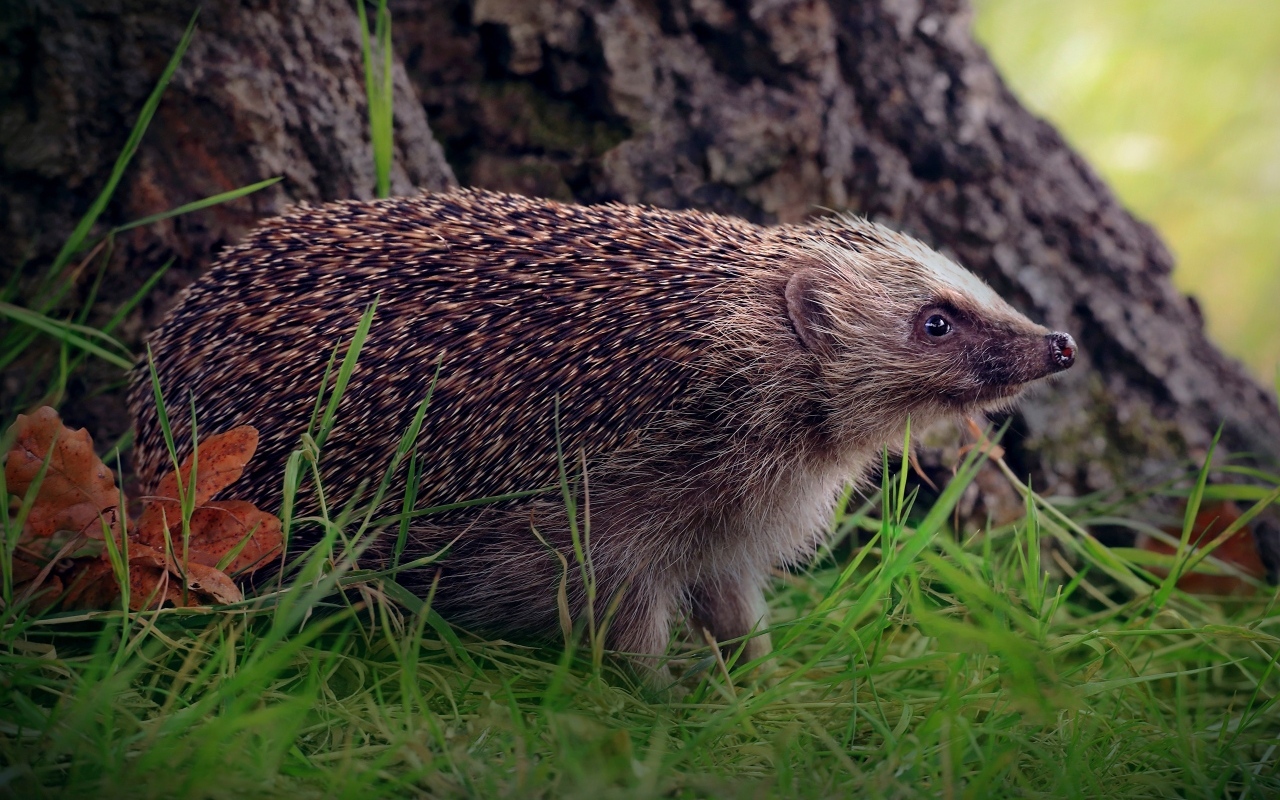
[129,188,1076,675]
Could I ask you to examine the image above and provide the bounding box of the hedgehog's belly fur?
[386,446,867,664]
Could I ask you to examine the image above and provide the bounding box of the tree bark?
[0,0,455,440]
[2,0,1277,515]
[391,0,1280,505]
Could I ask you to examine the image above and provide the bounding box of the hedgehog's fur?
[129,188,1075,674]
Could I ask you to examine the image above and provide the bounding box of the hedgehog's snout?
[1048,332,1077,372]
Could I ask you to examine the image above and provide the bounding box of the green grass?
[2,429,1279,798]
[357,0,395,198]
[3,10,1280,798]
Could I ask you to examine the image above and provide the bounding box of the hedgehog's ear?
[785,268,835,354]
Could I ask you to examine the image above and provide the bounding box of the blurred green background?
[974,0,1280,384]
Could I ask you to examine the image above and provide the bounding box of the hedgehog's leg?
[689,575,772,664]
[602,578,677,687]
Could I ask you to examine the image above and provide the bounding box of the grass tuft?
[2,409,1278,796]
[357,0,396,198]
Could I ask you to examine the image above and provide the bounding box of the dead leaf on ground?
[126,542,243,609]
[135,426,259,547]
[185,500,283,574]
[1138,500,1267,596]
[4,406,121,539]
[62,558,122,611]
[11,548,65,612]
[3,409,279,612]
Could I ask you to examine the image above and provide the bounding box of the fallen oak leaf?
[126,562,184,611]
[10,547,45,584]
[161,425,259,507]
[4,406,121,539]
[1137,500,1268,596]
[126,425,274,610]
[15,531,92,607]
[135,426,260,547]
[134,500,175,552]
[85,543,182,609]
[185,500,283,575]
[59,551,176,612]
[126,542,243,609]
[10,548,65,612]
[179,560,243,606]
[61,546,245,611]
[61,558,122,611]
[5,416,275,612]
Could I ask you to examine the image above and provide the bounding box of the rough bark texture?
[391,0,1280,505]
[2,0,1277,511]
[0,0,455,439]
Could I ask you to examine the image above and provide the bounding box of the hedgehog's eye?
[924,314,952,337]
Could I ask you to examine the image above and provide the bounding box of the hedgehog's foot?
[601,583,679,690]
[689,576,772,667]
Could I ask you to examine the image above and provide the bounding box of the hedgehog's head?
[784,225,1075,443]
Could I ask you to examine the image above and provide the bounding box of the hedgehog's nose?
[1048,332,1076,371]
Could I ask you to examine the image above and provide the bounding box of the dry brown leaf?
[62,558,122,611]
[125,544,189,609]
[185,500,283,575]
[4,406,121,539]
[11,548,45,584]
[179,560,243,605]
[162,425,258,507]
[134,500,176,549]
[126,563,184,610]
[135,426,259,546]
[4,415,274,611]
[1138,500,1267,596]
[125,542,243,609]
[11,549,65,612]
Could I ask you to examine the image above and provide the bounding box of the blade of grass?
[1177,483,1280,580]
[357,0,395,197]
[111,177,281,235]
[393,451,421,570]
[1150,426,1222,611]
[0,303,133,370]
[353,360,439,547]
[47,11,199,277]
[369,487,555,528]
[145,345,184,488]
[314,300,377,453]
[1,180,272,381]
[993,457,1153,596]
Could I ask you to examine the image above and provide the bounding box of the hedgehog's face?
[903,297,1076,409]
[785,246,1075,435]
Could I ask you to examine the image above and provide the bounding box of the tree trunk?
[0,0,455,441]
[3,0,1277,517]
